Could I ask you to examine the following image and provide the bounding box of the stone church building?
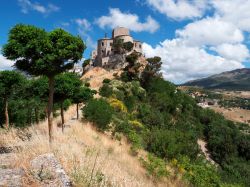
[91,27,143,68]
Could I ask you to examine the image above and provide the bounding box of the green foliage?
[0,70,26,98]
[82,59,90,68]
[176,156,221,187]
[83,99,113,131]
[121,52,141,82]
[146,128,199,159]
[99,80,146,111]
[141,56,162,88]
[72,86,96,105]
[123,41,134,52]
[102,78,111,84]
[140,154,169,180]
[3,24,85,76]
[0,74,48,127]
[54,73,82,103]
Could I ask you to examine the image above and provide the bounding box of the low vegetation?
[1,24,249,187]
[82,52,250,186]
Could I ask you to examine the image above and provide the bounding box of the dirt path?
[197,139,217,165]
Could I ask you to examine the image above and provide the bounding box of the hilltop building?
[68,64,83,76]
[91,27,143,68]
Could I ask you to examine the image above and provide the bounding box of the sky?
[0,0,250,83]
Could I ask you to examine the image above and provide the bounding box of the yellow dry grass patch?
[0,106,183,187]
[210,106,250,125]
[81,67,121,91]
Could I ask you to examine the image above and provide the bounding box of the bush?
[108,98,127,113]
[146,128,199,159]
[99,84,113,98]
[140,154,169,180]
[123,41,134,52]
[177,156,221,187]
[102,79,111,84]
[83,99,113,131]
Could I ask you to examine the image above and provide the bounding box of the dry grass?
[81,67,119,91]
[0,106,184,187]
[210,106,250,125]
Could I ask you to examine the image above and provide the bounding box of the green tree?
[0,71,26,128]
[54,73,82,132]
[121,52,141,82]
[72,86,96,119]
[26,77,48,124]
[123,41,134,52]
[141,56,162,88]
[3,24,85,141]
[83,98,113,131]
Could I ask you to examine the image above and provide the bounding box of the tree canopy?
[3,24,85,142]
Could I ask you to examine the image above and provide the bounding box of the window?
[139,44,142,48]
[110,42,113,46]
[102,42,104,46]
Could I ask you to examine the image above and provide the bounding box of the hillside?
[1,106,175,186]
[183,68,250,90]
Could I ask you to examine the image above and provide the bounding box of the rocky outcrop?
[103,54,127,69]
[31,153,71,187]
[0,152,24,187]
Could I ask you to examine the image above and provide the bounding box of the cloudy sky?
[0,0,250,83]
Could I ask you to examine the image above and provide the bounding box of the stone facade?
[91,27,143,68]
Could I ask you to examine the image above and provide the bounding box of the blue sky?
[1,0,250,83]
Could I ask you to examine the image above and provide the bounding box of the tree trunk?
[28,108,32,125]
[35,107,39,124]
[76,103,79,120]
[60,102,65,133]
[48,77,55,143]
[4,97,9,129]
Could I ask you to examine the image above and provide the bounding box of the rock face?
[0,152,24,187]
[0,168,24,187]
[31,153,71,187]
[102,54,127,69]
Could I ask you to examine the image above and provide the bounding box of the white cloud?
[75,18,91,31]
[18,0,59,15]
[212,0,250,32]
[0,54,15,71]
[75,18,96,49]
[211,44,249,62]
[96,8,159,33]
[142,39,244,84]
[147,0,208,20]
[141,1,250,84]
[176,17,244,46]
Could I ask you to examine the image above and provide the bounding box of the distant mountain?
[182,68,250,90]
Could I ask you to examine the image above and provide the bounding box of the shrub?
[83,99,113,131]
[128,120,144,131]
[99,84,112,98]
[177,156,221,187]
[140,154,169,180]
[146,128,199,159]
[108,98,127,113]
[123,41,134,52]
[102,78,111,84]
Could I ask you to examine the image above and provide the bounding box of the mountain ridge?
[182,68,250,90]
